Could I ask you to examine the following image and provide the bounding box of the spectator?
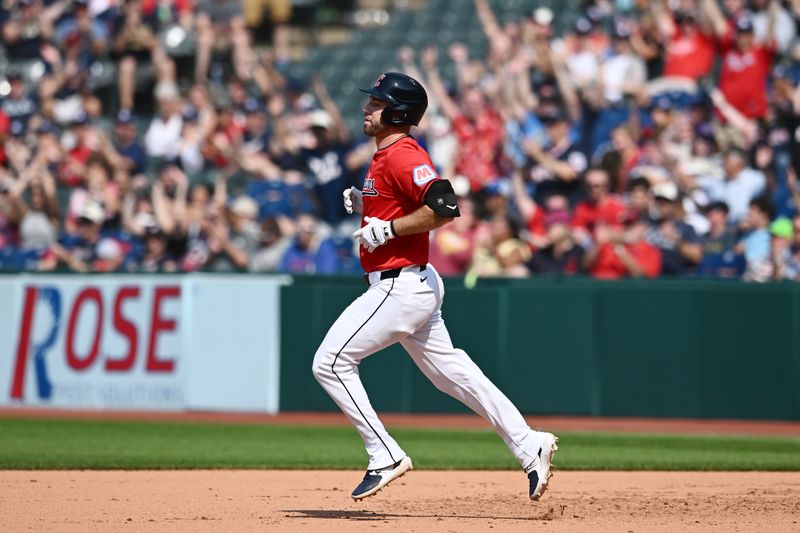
[113,109,147,176]
[423,49,506,192]
[279,213,321,274]
[571,167,628,245]
[586,215,662,279]
[251,216,291,272]
[750,0,796,53]
[1,72,37,135]
[144,82,183,157]
[589,19,646,155]
[201,195,259,272]
[136,225,178,273]
[43,202,124,272]
[654,4,716,82]
[770,217,798,280]
[696,147,766,224]
[467,214,530,278]
[716,15,776,120]
[741,196,774,281]
[698,201,745,277]
[195,0,252,83]
[528,222,586,275]
[112,0,159,110]
[645,182,703,275]
[429,196,477,275]
[524,107,588,205]
[626,176,652,219]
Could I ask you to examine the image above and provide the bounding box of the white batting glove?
[352,216,395,252]
[343,186,363,215]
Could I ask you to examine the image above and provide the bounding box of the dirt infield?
[2,470,799,532]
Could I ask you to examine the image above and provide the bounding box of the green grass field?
[2,418,799,471]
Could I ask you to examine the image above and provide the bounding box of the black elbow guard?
[424,180,460,217]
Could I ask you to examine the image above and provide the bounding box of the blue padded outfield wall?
[280,277,800,421]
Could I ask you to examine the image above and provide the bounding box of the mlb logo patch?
[413,164,437,186]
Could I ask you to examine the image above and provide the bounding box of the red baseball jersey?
[360,137,440,273]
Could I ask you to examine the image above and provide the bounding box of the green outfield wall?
[280,277,800,421]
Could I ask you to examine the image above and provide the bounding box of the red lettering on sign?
[66,288,103,371]
[10,286,38,399]
[106,286,140,372]
[146,286,180,372]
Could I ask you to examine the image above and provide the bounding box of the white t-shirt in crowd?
[602,53,645,104]
[144,114,183,157]
[698,167,766,223]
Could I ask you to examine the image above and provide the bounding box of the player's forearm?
[391,205,452,237]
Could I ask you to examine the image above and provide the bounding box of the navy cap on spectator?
[182,105,199,122]
[10,120,25,137]
[735,16,754,33]
[73,110,91,127]
[537,82,559,101]
[574,17,593,36]
[613,19,633,39]
[116,108,137,125]
[539,107,568,124]
[651,96,673,112]
[674,10,696,25]
[158,155,182,173]
[36,120,57,136]
[243,97,264,114]
[705,201,730,215]
[19,0,35,7]
[774,64,800,85]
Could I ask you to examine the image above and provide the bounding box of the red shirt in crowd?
[572,196,628,233]
[591,241,662,279]
[452,108,505,192]
[59,145,93,187]
[0,111,8,167]
[718,38,775,119]
[662,24,716,80]
[360,137,441,272]
[429,226,475,275]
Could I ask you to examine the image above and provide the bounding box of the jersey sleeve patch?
[412,164,438,186]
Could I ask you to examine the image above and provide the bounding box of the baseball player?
[311,72,558,501]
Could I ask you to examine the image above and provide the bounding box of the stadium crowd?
[1,0,800,281]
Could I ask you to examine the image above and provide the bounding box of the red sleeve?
[389,146,441,205]
[636,243,662,278]
[571,203,591,230]
[451,115,469,140]
[527,207,546,236]
[718,21,735,51]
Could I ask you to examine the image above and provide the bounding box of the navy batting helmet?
[359,72,428,126]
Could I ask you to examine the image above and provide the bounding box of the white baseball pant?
[312,264,543,471]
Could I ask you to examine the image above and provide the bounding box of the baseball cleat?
[351,456,413,500]
[526,433,558,501]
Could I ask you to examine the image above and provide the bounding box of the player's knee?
[311,348,333,382]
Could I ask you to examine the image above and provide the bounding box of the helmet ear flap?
[380,104,408,126]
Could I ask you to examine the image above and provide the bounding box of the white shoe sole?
[352,456,413,500]
[531,434,559,501]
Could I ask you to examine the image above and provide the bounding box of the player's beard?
[363,119,387,137]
